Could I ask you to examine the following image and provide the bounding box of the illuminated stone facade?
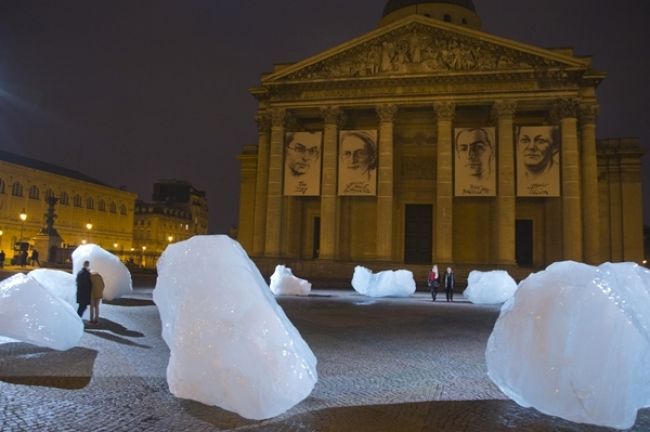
[238,2,643,276]
[133,180,208,268]
[0,151,136,260]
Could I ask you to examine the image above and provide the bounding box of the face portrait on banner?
[516,126,560,197]
[454,127,496,196]
[283,131,322,196]
[338,130,377,196]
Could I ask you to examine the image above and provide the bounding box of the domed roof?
[383,0,477,16]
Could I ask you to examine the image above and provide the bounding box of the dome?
[379,0,481,29]
[383,0,476,16]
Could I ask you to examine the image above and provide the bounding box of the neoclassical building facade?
[238,0,643,275]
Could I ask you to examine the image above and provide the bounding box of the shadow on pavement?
[85,317,145,337]
[85,330,151,349]
[104,298,155,307]
[0,344,98,389]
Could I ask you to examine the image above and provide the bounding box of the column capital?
[433,102,455,120]
[579,103,599,125]
[550,98,581,122]
[491,100,517,120]
[376,104,398,123]
[321,106,347,127]
[255,113,271,134]
[270,108,287,128]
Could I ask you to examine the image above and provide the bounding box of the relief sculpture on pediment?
[286,23,561,81]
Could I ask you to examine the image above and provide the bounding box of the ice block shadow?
[0,343,97,389]
[103,298,155,307]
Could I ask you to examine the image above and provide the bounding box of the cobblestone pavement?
[1,286,648,432]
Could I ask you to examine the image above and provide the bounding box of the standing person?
[427,264,440,302]
[444,267,456,302]
[20,249,28,268]
[89,270,105,324]
[30,249,40,267]
[76,260,92,319]
[0,250,5,268]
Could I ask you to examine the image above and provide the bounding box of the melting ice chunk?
[351,266,416,298]
[270,265,311,296]
[153,235,317,420]
[28,268,76,307]
[463,270,517,304]
[486,261,650,429]
[72,244,132,300]
[0,273,83,351]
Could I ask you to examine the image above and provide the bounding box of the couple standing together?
[427,265,455,302]
[76,260,105,323]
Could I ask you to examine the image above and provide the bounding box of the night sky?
[0,0,648,234]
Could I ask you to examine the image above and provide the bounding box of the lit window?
[12,182,23,197]
[28,185,40,200]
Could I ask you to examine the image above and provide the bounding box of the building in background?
[0,150,136,263]
[238,0,643,279]
[133,180,208,268]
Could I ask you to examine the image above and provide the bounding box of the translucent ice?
[463,270,517,304]
[0,273,83,351]
[72,244,132,300]
[270,265,311,296]
[28,269,76,307]
[153,235,317,420]
[486,261,650,429]
[351,266,416,298]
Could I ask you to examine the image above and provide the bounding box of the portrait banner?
[516,126,560,197]
[338,130,378,196]
[283,131,323,196]
[454,127,497,196]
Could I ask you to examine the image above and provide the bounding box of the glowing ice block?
[154,235,317,420]
[270,265,311,296]
[351,266,416,298]
[463,270,517,304]
[72,244,132,300]
[0,273,83,351]
[486,261,650,429]
[28,268,76,307]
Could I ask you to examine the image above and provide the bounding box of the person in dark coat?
[444,266,456,302]
[76,260,92,318]
[427,264,440,302]
[30,249,40,267]
[0,250,5,268]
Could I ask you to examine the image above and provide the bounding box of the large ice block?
[72,244,132,300]
[269,265,311,296]
[463,270,517,304]
[28,269,76,307]
[351,266,416,298]
[486,261,650,429]
[0,273,83,351]
[153,235,317,420]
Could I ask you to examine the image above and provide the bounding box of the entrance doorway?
[313,217,320,259]
[404,204,432,264]
[515,219,533,266]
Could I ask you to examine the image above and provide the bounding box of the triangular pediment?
[263,16,590,84]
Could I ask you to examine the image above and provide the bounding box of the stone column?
[433,102,455,263]
[580,103,601,264]
[264,108,286,257]
[252,113,270,256]
[553,99,583,261]
[319,106,344,260]
[492,100,517,265]
[376,104,398,261]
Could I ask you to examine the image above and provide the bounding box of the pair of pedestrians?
[75,260,105,323]
[427,265,455,302]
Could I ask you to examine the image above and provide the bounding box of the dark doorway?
[313,217,321,259]
[515,219,533,266]
[404,205,433,264]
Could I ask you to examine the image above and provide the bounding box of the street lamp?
[141,245,147,268]
[0,229,3,249]
[19,209,27,242]
[85,220,92,244]
[167,235,174,243]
